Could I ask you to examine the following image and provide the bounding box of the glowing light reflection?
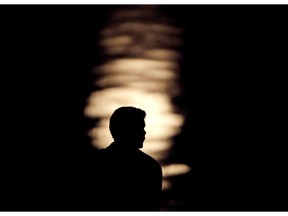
[162,164,191,178]
[100,22,181,37]
[99,35,133,47]
[96,59,179,77]
[162,179,173,191]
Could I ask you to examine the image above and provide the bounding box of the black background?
[1,5,287,211]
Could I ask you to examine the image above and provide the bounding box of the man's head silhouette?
[109,106,146,149]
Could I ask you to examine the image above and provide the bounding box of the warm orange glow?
[100,22,181,37]
[162,179,173,191]
[84,6,190,191]
[144,49,181,61]
[162,164,191,178]
[161,163,191,191]
[95,58,179,77]
[99,35,133,47]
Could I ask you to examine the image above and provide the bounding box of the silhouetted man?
[95,106,163,211]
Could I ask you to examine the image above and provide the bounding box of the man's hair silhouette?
[95,106,163,211]
[109,106,146,149]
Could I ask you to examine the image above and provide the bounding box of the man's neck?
[112,141,139,152]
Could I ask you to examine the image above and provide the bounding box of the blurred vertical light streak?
[84,6,190,191]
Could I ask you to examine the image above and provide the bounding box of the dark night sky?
[1,5,287,211]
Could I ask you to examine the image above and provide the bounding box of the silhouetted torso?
[95,142,162,211]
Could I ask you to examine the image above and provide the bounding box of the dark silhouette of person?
[95,106,163,211]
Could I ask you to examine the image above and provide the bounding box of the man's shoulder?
[96,147,112,159]
[138,150,162,170]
